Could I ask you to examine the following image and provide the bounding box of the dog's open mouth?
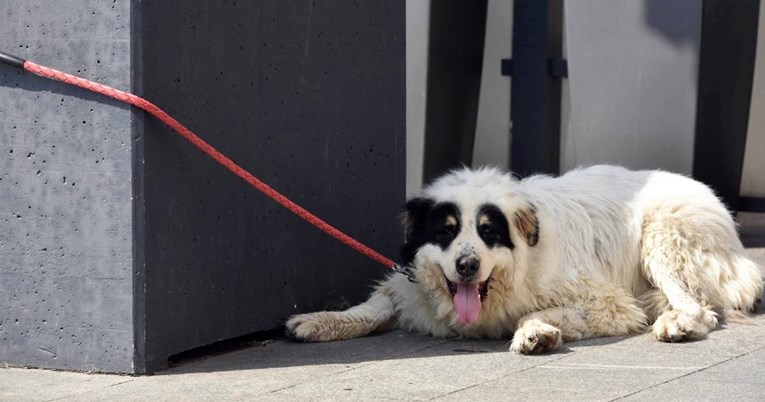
[446,275,490,325]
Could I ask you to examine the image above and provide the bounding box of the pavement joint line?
[107,379,135,387]
[427,351,577,400]
[537,363,706,371]
[608,344,765,401]
[259,338,455,397]
[42,379,135,402]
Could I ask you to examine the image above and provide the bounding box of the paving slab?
[23,331,449,401]
[0,367,131,401]
[269,339,564,401]
[620,348,765,401]
[438,320,765,402]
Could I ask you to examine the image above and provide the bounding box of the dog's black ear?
[400,197,434,264]
[513,203,539,247]
[403,197,434,239]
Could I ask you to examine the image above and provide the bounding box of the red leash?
[0,51,413,281]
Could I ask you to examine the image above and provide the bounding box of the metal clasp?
[391,263,416,283]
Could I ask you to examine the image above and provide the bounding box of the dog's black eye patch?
[432,209,459,247]
[400,201,461,264]
[477,204,513,249]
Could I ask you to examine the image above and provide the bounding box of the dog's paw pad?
[510,320,562,354]
[652,309,717,343]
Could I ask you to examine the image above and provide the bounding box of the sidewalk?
[3,315,765,401]
[2,215,765,401]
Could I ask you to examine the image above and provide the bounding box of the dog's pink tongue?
[453,283,481,324]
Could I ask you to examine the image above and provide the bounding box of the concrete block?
[1,1,405,373]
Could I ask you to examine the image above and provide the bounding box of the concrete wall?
[2,1,405,373]
[0,1,135,372]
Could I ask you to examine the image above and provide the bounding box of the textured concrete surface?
[0,1,135,372]
[1,217,763,400]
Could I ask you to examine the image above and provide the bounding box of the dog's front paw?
[286,312,333,342]
[284,311,351,342]
[510,319,562,354]
[652,309,718,342]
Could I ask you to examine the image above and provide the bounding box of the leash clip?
[392,263,416,283]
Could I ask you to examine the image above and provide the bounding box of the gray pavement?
[2,214,765,401]
[4,315,765,401]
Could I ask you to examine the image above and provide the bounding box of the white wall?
[741,3,765,198]
[561,0,701,174]
[405,0,429,195]
[472,0,513,170]
[406,0,511,194]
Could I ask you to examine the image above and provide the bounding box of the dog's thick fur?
[286,165,763,353]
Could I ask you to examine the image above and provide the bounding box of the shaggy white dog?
[287,165,763,353]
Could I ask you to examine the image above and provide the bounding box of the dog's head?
[400,168,539,326]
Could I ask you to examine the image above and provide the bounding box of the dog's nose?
[455,256,480,278]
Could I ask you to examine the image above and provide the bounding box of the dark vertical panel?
[510,0,563,177]
[740,196,765,213]
[422,0,488,184]
[693,0,760,211]
[137,1,405,372]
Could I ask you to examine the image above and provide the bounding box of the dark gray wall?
[136,1,405,372]
[0,1,135,372]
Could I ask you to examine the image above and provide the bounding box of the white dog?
[287,165,763,353]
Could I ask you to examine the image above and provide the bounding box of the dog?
[286,165,763,354]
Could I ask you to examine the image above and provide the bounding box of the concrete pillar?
[1,1,405,373]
